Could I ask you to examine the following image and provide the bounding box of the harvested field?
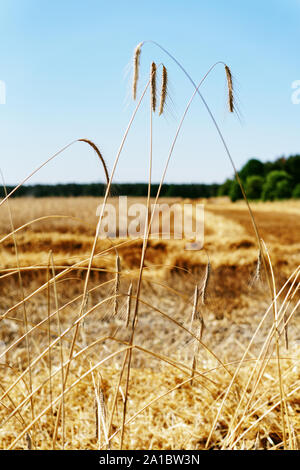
[0,197,299,450]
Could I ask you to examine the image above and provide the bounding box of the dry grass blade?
[190,324,202,386]
[125,282,133,328]
[113,254,121,316]
[260,239,288,449]
[49,251,65,450]
[201,260,211,305]
[91,370,109,449]
[284,312,289,350]
[46,253,54,420]
[250,249,262,287]
[0,171,35,442]
[190,285,198,329]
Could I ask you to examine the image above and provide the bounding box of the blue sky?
[0,0,299,185]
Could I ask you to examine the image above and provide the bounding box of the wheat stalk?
[201,260,211,305]
[0,170,36,444]
[49,251,65,450]
[250,250,262,288]
[113,254,121,316]
[191,324,203,386]
[190,285,199,329]
[125,282,133,327]
[92,370,109,449]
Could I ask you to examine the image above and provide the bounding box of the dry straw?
[113,255,121,316]
[190,285,199,328]
[96,387,108,446]
[92,370,109,449]
[125,282,133,328]
[201,260,211,305]
[190,324,203,386]
[253,250,262,284]
[25,432,32,450]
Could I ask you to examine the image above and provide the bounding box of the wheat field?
[0,195,299,450]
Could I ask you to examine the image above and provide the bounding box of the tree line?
[1,154,299,201]
[218,154,300,201]
[0,182,220,199]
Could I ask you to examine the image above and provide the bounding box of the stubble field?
[0,196,299,450]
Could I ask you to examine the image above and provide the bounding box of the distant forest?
[1,154,299,201]
[0,183,220,199]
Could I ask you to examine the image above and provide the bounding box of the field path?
[205,201,300,245]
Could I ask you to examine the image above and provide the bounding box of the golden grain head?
[78,139,110,187]
[132,42,143,100]
[159,65,168,116]
[225,65,234,113]
[150,62,157,112]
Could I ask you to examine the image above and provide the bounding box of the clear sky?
[0,0,299,185]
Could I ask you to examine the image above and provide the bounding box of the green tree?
[245,175,264,199]
[239,158,264,182]
[229,179,243,202]
[276,179,292,199]
[292,183,300,199]
[262,170,292,201]
[218,178,233,196]
[285,155,300,186]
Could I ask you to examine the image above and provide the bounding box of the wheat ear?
[78,139,110,187]
[159,65,168,115]
[224,65,234,113]
[133,42,143,100]
[150,62,157,112]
